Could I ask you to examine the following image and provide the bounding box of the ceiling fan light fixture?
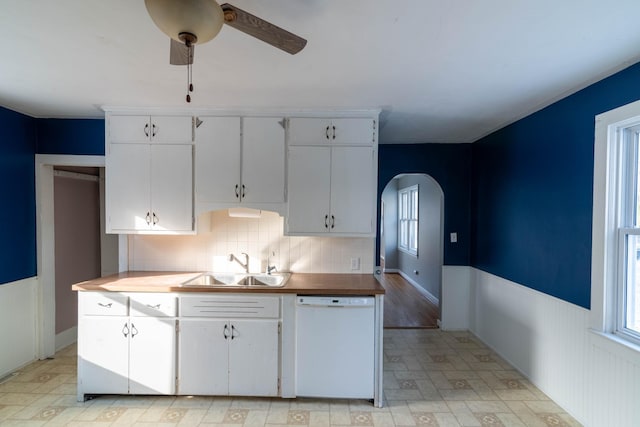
[144,0,224,45]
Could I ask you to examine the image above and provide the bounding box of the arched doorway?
[378,173,444,328]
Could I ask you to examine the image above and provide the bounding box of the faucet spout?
[229,252,250,273]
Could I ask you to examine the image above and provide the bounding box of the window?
[616,126,640,343]
[398,185,418,256]
[593,99,640,349]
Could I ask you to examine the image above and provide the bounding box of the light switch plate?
[450,232,458,243]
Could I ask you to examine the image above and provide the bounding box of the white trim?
[592,100,640,350]
[35,154,105,359]
[55,326,77,352]
[398,270,439,305]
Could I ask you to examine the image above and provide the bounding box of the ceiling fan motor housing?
[144,0,224,45]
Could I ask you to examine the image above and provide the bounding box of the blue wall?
[0,113,104,285]
[377,143,472,266]
[0,107,37,284]
[472,62,640,309]
[36,119,105,155]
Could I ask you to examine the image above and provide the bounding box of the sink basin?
[182,272,290,288]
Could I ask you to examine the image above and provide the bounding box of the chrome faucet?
[229,252,249,273]
[266,250,277,275]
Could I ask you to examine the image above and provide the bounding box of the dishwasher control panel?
[296,296,374,307]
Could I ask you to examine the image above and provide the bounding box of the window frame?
[592,99,640,350]
[398,184,418,256]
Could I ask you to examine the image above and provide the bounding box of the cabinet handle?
[332,125,336,140]
[97,302,112,308]
[152,123,157,137]
[235,184,240,199]
[152,212,159,225]
[223,324,230,339]
[122,323,129,337]
[241,184,245,199]
[331,215,335,229]
[325,125,330,140]
[324,214,329,229]
[144,123,149,138]
[131,323,138,338]
[146,212,151,225]
[146,304,161,309]
[231,324,237,340]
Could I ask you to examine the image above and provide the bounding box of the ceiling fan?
[144,0,307,101]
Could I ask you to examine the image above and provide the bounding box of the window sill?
[589,329,640,360]
[398,247,417,257]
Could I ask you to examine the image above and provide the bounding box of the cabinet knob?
[235,184,240,199]
[144,123,150,138]
[325,126,330,140]
[223,324,230,339]
[146,212,151,225]
[131,323,139,338]
[97,302,112,308]
[332,125,336,140]
[241,184,246,199]
[324,215,329,229]
[152,123,157,137]
[152,212,159,225]
[231,324,237,340]
[331,215,335,229]
[122,323,129,338]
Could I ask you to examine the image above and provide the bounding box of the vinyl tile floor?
[0,330,581,426]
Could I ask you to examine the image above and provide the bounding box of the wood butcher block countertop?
[71,271,385,295]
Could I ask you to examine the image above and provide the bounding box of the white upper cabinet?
[195,116,285,213]
[288,117,375,146]
[105,112,194,234]
[286,115,378,236]
[109,115,193,143]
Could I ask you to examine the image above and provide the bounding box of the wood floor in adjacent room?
[377,272,440,329]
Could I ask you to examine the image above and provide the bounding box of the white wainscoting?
[0,277,38,378]
[470,268,640,427]
[441,266,471,330]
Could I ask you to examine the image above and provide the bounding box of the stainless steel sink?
[182,272,290,288]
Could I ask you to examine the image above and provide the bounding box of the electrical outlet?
[350,257,360,270]
[450,232,458,243]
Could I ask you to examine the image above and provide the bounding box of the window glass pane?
[411,189,418,219]
[635,132,640,227]
[625,234,640,335]
[409,220,418,251]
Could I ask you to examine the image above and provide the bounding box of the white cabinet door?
[109,115,151,143]
[150,116,192,143]
[331,118,375,145]
[78,316,129,394]
[288,118,333,145]
[109,115,192,143]
[241,117,285,204]
[228,320,279,396]
[150,144,193,232]
[288,118,374,145]
[107,143,151,232]
[287,146,331,233]
[330,147,375,234]
[129,317,177,395]
[178,319,230,395]
[195,116,242,204]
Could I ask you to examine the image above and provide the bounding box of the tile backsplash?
[128,210,375,274]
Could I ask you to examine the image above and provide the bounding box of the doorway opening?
[378,173,444,329]
[35,154,118,358]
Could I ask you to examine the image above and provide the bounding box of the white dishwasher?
[295,296,375,399]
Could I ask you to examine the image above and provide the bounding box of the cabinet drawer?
[180,295,280,318]
[130,294,177,317]
[80,293,129,316]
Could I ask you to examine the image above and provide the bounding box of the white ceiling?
[2,0,640,143]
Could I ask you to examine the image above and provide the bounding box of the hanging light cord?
[186,43,194,103]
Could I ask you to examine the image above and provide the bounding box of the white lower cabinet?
[77,293,177,400]
[178,319,279,396]
[178,295,281,397]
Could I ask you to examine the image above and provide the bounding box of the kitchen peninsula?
[72,272,385,406]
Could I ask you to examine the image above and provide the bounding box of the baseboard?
[55,326,77,351]
[398,270,439,305]
[383,268,399,273]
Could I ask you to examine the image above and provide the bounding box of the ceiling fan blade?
[220,3,307,55]
[169,39,194,65]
